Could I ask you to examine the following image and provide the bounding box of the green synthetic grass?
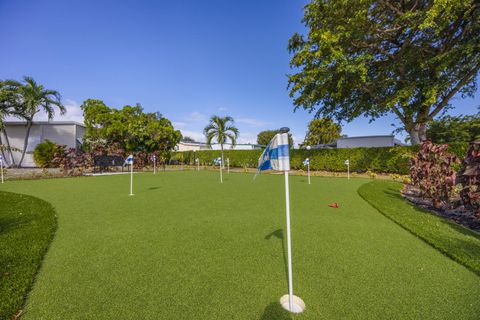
[1,172,479,319]
[358,180,480,275]
[0,191,57,320]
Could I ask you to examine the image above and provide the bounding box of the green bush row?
[172,142,469,174]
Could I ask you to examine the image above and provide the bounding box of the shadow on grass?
[265,229,289,285]
[147,186,161,190]
[260,302,292,320]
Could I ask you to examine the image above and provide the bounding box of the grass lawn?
[0,192,56,320]
[358,180,480,275]
[1,171,479,319]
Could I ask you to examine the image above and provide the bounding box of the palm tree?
[14,77,65,167]
[204,115,239,169]
[0,79,24,166]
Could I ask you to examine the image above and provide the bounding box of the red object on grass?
[328,203,339,208]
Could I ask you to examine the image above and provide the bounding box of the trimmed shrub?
[456,141,480,217]
[172,142,467,174]
[409,141,460,208]
[33,140,58,168]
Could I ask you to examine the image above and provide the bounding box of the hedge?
[172,142,469,175]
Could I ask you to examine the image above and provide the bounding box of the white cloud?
[236,117,271,127]
[237,132,257,144]
[180,130,205,142]
[5,99,84,123]
[172,121,187,129]
[187,111,208,122]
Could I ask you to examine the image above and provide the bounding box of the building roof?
[4,121,86,127]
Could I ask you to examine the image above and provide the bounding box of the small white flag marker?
[345,159,350,180]
[125,155,134,195]
[303,158,310,184]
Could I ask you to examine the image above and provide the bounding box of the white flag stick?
[347,163,350,180]
[197,159,200,171]
[154,159,156,175]
[227,158,230,174]
[284,171,294,311]
[129,163,134,196]
[307,162,310,185]
[0,160,3,184]
[220,160,223,183]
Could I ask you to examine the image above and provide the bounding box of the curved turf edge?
[358,180,480,276]
[0,191,57,320]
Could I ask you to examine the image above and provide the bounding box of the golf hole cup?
[280,294,305,313]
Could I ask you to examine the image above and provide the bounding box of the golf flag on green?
[256,129,305,313]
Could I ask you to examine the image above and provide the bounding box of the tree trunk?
[409,122,428,145]
[1,127,16,166]
[18,121,33,167]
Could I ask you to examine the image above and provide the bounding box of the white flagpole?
[347,162,350,180]
[284,171,294,312]
[227,158,230,174]
[307,162,310,185]
[220,159,223,183]
[197,158,199,171]
[129,163,134,196]
[0,160,3,184]
[153,158,156,175]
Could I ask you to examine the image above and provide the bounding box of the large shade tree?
[288,0,480,144]
[257,129,294,147]
[204,115,239,167]
[303,118,342,146]
[81,99,181,158]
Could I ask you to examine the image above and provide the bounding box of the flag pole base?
[280,294,305,313]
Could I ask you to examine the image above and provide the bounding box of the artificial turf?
[358,180,480,275]
[0,191,56,320]
[1,171,479,319]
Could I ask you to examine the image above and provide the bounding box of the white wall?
[336,136,395,148]
[1,123,83,167]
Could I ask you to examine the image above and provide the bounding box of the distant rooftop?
[5,121,85,127]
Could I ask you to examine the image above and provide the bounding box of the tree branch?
[429,61,480,118]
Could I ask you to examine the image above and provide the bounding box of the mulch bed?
[402,185,480,232]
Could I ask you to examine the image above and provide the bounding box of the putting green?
[2,171,479,319]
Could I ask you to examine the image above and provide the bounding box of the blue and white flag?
[125,154,134,165]
[303,158,309,166]
[344,159,349,166]
[0,155,3,165]
[257,133,290,173]
[214,157,222,166]
[151,154,156,162]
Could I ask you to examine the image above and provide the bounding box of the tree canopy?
[288,0,480,144]
[427,113,480,143]
[257,130,294,147]
[81,99,181,155]
[303,118,342,146]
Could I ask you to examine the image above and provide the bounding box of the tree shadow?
[265,229,289,285]
[260,302,292,320]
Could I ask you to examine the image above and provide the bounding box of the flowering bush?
[410,141,460,208]
[456,141,480,217]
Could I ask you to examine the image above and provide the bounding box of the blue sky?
[1,0,478,146]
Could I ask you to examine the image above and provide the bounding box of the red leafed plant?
[456,141,480,217]
[409,141,460,209]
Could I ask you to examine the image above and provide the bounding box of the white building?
[209,143,264,150]
[1,121,86,167]
[310,135,405,149]
[175,141,211,151]
[336,135,405,148]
